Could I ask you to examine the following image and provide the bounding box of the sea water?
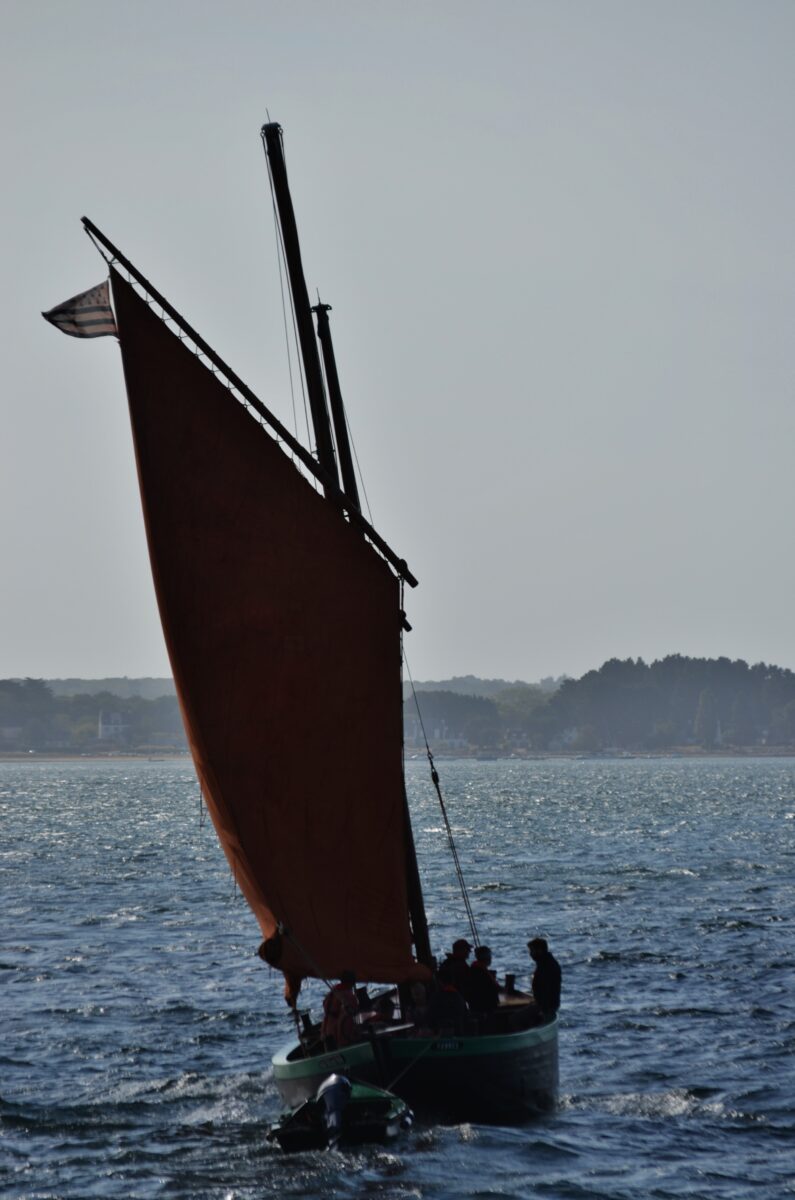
[1,757,794,1199]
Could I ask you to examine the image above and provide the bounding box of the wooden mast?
[313,300,361,513]
[402,782,432,966]
[261,123,339,494]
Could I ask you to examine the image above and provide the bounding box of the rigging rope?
[403,653,481,950]
[343,402,374,527]
[85,227,112,267]
[386,1037,436,1091]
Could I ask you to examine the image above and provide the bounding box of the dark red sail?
[112,269,424,985]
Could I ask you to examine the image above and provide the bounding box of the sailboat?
[59,123,558,1121]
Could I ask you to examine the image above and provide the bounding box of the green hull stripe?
[272,1017,558,1080]
[273,1038,376,1080]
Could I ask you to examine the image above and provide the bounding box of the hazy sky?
[3,1,794,683]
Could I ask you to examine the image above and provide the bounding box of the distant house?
[98,711,127,742]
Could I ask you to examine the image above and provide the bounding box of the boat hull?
[272,1018,558,1123]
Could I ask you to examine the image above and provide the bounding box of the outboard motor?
[315,1074,353,1146]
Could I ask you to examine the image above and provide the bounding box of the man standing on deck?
[428,960,468,1034]
[527,937,561,1017]
[442,938,473,994]
[468,945,500,1015]
[321,969,359,1048]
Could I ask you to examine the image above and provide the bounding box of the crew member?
[527,937,561,1017]
[428,961,467,1035]
[321,969,359,1048]
[442,938,473,994]
[467,945,500,1015]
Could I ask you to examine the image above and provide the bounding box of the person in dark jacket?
[467,945,500,1015]
[527,937,561,1016]
[441,938,473,995]
[428,960,468,1034]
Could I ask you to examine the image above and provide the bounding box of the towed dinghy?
[268,1074,412,1153]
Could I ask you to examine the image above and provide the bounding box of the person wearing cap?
[467,945,500,1016]
[321,969,360,1048]
[442,938,473,995]
[527,937,561,1017]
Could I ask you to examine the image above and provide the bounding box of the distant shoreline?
[0,752,191,763]
[2,749,795,764]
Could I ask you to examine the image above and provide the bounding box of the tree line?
[405,656,795,752]
[0,679,186,752]
[3,655,795,754]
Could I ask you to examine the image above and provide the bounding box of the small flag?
[42,280,117,338]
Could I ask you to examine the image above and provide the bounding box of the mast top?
[261,121,339,491]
